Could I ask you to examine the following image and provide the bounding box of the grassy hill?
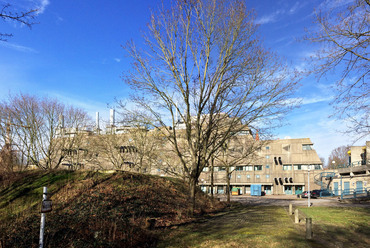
[0,170,223,248]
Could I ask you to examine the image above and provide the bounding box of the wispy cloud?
[114,58,121,63]
[0,41,37,53]
[34,0,50,14]
[256,11,281,24]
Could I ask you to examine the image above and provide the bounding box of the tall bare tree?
[306,0,370,139]
[1,3,39,41]
[123,0,299,212]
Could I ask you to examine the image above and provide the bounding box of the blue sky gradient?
[0,0,366,163]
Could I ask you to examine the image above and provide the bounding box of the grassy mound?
[0,170,223,248]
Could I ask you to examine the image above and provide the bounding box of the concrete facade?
[199,138,324,195]
[331,141,370,196]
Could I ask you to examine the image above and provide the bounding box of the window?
[294,165,302,170]
[256,175,260,179]
[314,164,322,170]
[266,155,270,159]
[283,165,292,170]
[245,166,253,171]
[236,166,244,171]
[218,167,226,171]
[302,144,313,150]
[202,167,209,172]
[266,165,270,169]
[254,165,263,171]
[237,175,241,179]
[246,174,251,179]
[266,174,270,178]
[266,146,270,150]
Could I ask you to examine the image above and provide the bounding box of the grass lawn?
[157,205,313,248]
[298,207,370,248]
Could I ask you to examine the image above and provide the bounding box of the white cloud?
[256,9,285,24]
[114,58,121,63]
[34,0,50,14]
[0,41,37,53]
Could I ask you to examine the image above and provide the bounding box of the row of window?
[264,144,313,151]
[204,164,322,172]
[235,174,270,179]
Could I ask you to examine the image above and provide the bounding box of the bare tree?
[306,0,370,139]
[123,0,299,213]
[1,93,91,170]
[327,145,350,169]
[0,3,39,41]
[215,134,266,204]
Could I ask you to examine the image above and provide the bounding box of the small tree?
[327,145,350,168]
[215,133,266,203]
[123,0,299,213]
[306,0,370,139]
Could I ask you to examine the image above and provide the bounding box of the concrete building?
[198,138,324,195]
[331,141,370,196]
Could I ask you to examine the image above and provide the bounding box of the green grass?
[298,207,370,247]
[157,205,312,248]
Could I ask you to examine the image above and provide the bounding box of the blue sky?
[0,0,366,163]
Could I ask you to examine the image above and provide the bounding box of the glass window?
[202,167,209,172]
[266,146,270,150]
[246,166,253,171]
[314,164,322,170]
[266,155,270,159]
[283,165,292,170]
[302,144,313,150]
[266,165,270,169]
[237,175,241,179]
[219,167,226,171]
[266,174,270,178]
[236,166,244,171]
[256,175,260,179]
[254,165,263,171]
[294,165,302,170]
[246,174,250,179]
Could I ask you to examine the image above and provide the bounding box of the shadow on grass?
[157,205,318,248]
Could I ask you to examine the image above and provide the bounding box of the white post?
[39,187,47,248]
[308,166,311,207]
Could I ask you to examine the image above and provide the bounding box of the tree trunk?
[189,177,197,215]
[210,157,214,200]
[226,166,231,204]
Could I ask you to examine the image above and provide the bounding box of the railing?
[337,160,370,169]
[340,187,369,200]
[314,172,335,190]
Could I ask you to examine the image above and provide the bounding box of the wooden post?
[306,218,313,239]
[295,209,299,223]
[289,204,293,215]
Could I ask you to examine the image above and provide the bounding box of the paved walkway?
[219,195,370,207]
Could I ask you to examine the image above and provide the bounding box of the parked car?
[297,191,311,198]
[312,189,332,198]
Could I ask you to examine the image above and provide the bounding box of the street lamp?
[307,165,311,207]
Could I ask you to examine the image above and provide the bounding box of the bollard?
[306,218,313,239]
[289,204,293,215]
[294,209,299,223]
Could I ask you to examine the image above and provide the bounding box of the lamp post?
[307,165,311,207]
[332,160,336,169]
